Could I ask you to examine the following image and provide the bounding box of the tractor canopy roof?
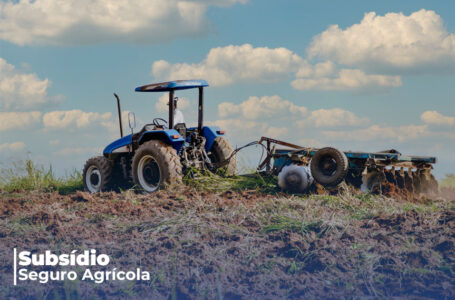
[135,80,208,92]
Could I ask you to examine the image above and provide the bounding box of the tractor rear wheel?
[310,147,349,187]
[83,156,113,193]
[132,140,182,193]
[209,137,237,176]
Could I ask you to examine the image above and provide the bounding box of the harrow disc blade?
[361,170,384,193]
[412,171,422,194]
[404,170,414,194]
[384,169,397,185]
[395,169,405,189]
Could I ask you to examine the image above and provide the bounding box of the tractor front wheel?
[83,156,113,193]
[132,140,182,193]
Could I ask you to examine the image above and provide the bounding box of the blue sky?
[0,0,454,178]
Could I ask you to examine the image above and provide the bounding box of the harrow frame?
[257,136,437,194]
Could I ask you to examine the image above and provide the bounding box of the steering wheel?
[152,118,168,127]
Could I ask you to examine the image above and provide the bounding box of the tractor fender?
[202,126,225,152]
[138,130,184,153]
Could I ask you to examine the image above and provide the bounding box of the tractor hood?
[103,134,132,154]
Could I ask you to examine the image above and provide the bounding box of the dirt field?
[0,187,454,299]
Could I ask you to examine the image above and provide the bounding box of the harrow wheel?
[310,147,348,187]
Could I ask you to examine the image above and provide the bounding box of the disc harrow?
[257,137,438,197]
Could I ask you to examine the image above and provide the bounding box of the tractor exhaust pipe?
[114,93,123,138]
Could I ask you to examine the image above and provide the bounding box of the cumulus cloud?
[308,9,455,72]
[152,43,403,91]
[322,124,429,142]
[297,108,369,128]
[265,127,288,137]
[421,110,455,126]
[156,94,191,113]
[292,61,402,91]
[210,96,295,142]
[0,58,57,110]
[0,0,246,46]
[210,118,284,143]
[43,110,112,131]
[0,142,25,152]
[152,44,303,86]
[0,111,42,131]
[54,147,102,156]
[218,95,307,120]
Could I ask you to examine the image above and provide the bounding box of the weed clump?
[0,160,82,194]
[183,168,278,193]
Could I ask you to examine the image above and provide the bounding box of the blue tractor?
[83,80,236,193]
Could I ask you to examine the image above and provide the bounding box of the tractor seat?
[174,123,186,138]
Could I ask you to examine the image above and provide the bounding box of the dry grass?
[0,185,453,299]
[0,161,454,298]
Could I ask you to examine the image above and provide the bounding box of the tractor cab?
[135,80,207,132]
[83,80,237,193]
[134,80,211,145]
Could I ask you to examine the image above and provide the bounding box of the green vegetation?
[183,168,278,193]
[0,160,279,195]
[0,160,82,194]
[440,174,455,188]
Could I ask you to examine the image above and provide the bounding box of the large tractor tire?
[132,140,182,193]
[209,137,237,176]
[83,156,114,193]
[310,147,349,187]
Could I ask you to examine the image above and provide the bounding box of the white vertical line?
[13,248,17,286]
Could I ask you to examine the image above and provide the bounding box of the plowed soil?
[0,187,454,299]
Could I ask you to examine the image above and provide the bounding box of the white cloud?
[156,94,191,113]
[218,95,307,120]
[0,142,25,152]
[265,127,288,138]
[209,118,269,144]
[298,108,369,128]
[54,147,102,156]
[152,44,303,86]
[0,0,246,46]
[0,58,57,110]
[152,43,403,91]
[421,110,455,126]
[0,111,42,131]
[298,138,325,148]
[292,62,402,91]
[308,9,455,71]
[213,95,305,145]
[322,124,429,142]
[43,110,112,131]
